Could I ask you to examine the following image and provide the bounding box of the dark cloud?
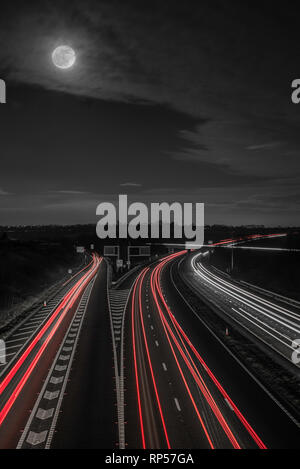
[1,0,299,118]
[0,1,299,225]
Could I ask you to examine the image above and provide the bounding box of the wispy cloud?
[0,188,11,195]
[1,1,299,182]
[172,122,300,179]
[0,1,299,225]
[0,1,296,121]
[120,182,142,187]
[246,142,282,151]
[49,190,90,195]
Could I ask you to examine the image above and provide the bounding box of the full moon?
[52,45,76,69]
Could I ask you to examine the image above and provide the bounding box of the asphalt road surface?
[51,260,117,449]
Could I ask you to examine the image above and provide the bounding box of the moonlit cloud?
[246,142,283,151]
[0,188,11,195]
[0,1,299,225]
[50,190,90,195]
[120,182,142,187]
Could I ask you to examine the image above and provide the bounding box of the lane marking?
[5,344,21,350]
[26,431,47,446]
[174,398,181,412]
[162,362,167,371]
[225,398,234,411]
[17,268,99,449]
[5,336,29,344]
[10,332,31,338]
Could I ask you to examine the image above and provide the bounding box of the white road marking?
[155,340,159,347]
[3,352,15,358]
[162,362,167,371]
[17,325,37,332]
[26,320,42,326]
[174,398,181,412]
[6,336,28,344]
[5,343,22,350]
[225,398,234,411]
[12,331,31,338]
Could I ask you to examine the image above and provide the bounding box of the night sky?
[0,0,299,226]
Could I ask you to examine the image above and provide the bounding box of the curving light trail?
[131,249,267,449]
[190,251,300,362]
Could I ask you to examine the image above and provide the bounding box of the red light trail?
[131,249,267,449]
[0,255,101,426]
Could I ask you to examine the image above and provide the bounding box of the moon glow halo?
[52,45,76,69]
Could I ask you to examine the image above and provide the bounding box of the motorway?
[0,240,299,449]
[0,254,101,448]
[188,250,300,366]
[50,258,117,449]
[124,251,300,449]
